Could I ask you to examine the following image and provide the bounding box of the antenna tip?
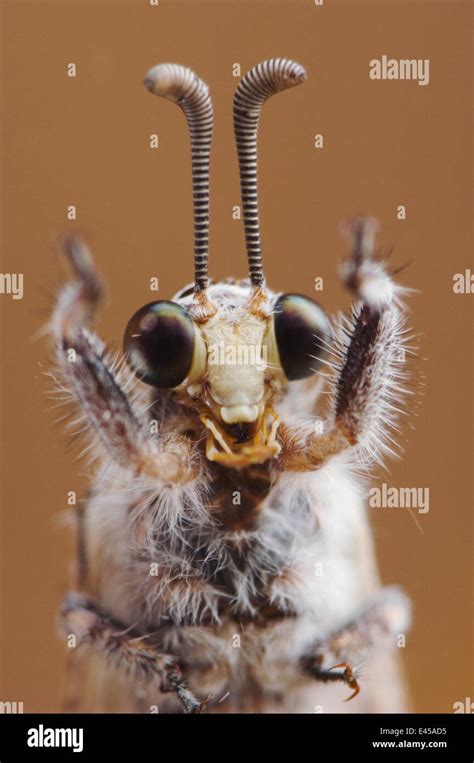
[270,58,307,88]
[144,63,194,103]
[289,61,307,84]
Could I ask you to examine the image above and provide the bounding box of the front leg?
[50,234,198,485]
[60,592,208,713]
[279,218,414,472]
[301,586,411,701]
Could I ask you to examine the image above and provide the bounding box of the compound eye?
[123,301,199,388]
[271,293,332,381]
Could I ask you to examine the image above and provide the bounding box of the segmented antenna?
[233,59,307,288]
[144,64,213,292]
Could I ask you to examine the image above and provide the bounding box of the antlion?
[50,59,414,713]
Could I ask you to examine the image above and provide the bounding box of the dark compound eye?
[123,301,197,388]
[272,293,333,381]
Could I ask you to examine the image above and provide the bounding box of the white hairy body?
[68,348,409,713]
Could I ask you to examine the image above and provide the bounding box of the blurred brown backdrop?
[0,0,472,713]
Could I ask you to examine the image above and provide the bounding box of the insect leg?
[279,218,413,471]
[51,235,198,485]
[59,592,208,713]
[301,586,411,700]
[301,658,361,701]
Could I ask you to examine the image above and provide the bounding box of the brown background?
[0,0,472,713]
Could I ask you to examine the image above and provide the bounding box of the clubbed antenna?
[144,63,213,292]
[233,59,307,288]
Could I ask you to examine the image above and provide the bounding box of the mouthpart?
[200,406,281,468]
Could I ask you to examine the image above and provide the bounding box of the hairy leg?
[301,586,411,701]
[50,235,198,485]
[60,592,208,713]
[278,218,413,472]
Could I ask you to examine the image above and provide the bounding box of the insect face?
[123,284,332,467]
